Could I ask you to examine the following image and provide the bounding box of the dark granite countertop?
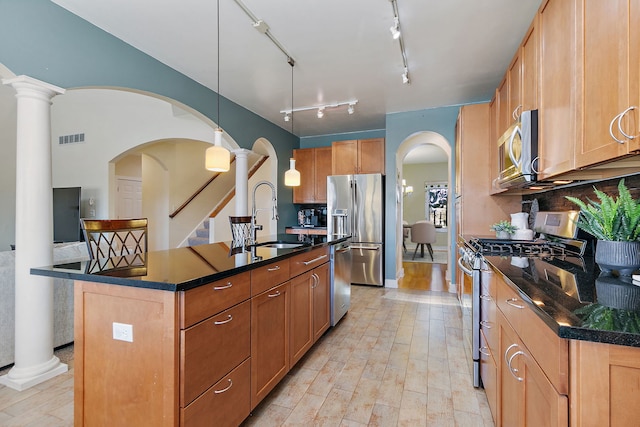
[483,253,640,348]
[31,234,349,293]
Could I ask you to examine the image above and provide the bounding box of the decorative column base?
[0,356,67,391]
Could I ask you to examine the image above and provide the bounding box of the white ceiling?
[51,0,541,142]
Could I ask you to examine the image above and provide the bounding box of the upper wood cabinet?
[575,0,640,168]
[521,16,539,112]
[496,77,510,138]
[332,138,385,175]
[488,94,506,195]
[293,147,332,204]
[455,103,521,235]
[537,0,579,179]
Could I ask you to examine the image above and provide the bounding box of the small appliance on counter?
[296,207,327,228]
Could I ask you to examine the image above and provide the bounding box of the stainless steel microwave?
[497,109,538,189]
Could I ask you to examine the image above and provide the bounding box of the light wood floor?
[0,260,493,426]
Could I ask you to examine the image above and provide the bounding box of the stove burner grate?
[469,238,570,257]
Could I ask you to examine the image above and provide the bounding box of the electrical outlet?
[112,322,133,342]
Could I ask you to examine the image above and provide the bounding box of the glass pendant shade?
[205,128,230,172]
[284,158,300,187]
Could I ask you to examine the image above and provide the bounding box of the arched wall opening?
[394,131,455,290]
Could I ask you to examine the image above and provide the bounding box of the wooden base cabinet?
[498,311,568,427]
[250,281,290,409]
[570,340,640,427]
[181,359,251,427]
[289,248,331,368]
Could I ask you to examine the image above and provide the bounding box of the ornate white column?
[233,149,251,216]
[0,76,67,391]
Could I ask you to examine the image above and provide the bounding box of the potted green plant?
[566,178,640,276]
[490,220,518,239]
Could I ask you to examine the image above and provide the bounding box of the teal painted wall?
[0,0,299,230]
[300,129,386,149]
[384,106,461,282]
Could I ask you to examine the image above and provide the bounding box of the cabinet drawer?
[519,302,568,395]
[180,271,250,328]
[181,300,251,406]
[290,246,329,278]
[251,259,290,296]
[479,329,498,422]
[496,274,524,333]
[181,358,251,427]
[480,277,498,355]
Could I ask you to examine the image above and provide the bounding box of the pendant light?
[284,57,301,187]
[205,0,231,172]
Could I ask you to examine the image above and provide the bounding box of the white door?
[117,177,142,219]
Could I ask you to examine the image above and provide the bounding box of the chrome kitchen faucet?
[251,180,278,245]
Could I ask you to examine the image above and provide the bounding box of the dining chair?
[81,218,148,260]
[410,220,436,260]
[402,220,410,253]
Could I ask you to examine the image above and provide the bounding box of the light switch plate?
[113,322,133,342]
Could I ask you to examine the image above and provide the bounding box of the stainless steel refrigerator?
[327,174,384,286]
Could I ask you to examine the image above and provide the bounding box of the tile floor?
[0,285,493,426]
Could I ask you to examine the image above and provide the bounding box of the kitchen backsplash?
[522,173,640,212]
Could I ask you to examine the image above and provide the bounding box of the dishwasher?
[330,239,352,326]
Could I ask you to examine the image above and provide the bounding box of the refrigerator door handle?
[352,179,358,237]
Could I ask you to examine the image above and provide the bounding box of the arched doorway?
[395,131,454,292]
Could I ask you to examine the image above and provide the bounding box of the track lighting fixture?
[284,113,290,122]
[280,100,358,120]
[390,0,411,85]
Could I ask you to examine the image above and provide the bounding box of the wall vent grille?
[58,133,85,145]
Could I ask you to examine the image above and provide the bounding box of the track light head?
[402,68,410,85]
[390,17,401,40]
[347,104,355,115]
[284,112,290,122]
[317,108,325,119]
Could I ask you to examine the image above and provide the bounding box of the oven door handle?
[457,256,473,276]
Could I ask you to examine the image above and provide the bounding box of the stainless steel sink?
[255,241,307,249]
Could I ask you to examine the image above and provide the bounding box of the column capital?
[3,75,65,100]
[232,148,252,158]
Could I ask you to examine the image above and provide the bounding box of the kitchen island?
[475,248,640,426]
[32,234,349,427]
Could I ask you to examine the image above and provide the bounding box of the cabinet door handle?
[303,254,328,265]
[480,320,492,329]
[480,294,492,301]
[311,273,318,288]
[214,314,233,325]
[512,104,522,121]
[617,106,638,140]
[479,346,491,357]
[213,282,232,291]
[504,343,519,365]
[610,112,626,143]
[214,378,233,394]
[507,351,525,382]
[506,298,524,309]
[267,265,281,272]
[268,290,281,298]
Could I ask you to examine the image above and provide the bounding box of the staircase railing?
[171,151,268,227]
[209,154,269,218]
[168,156,237,219]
